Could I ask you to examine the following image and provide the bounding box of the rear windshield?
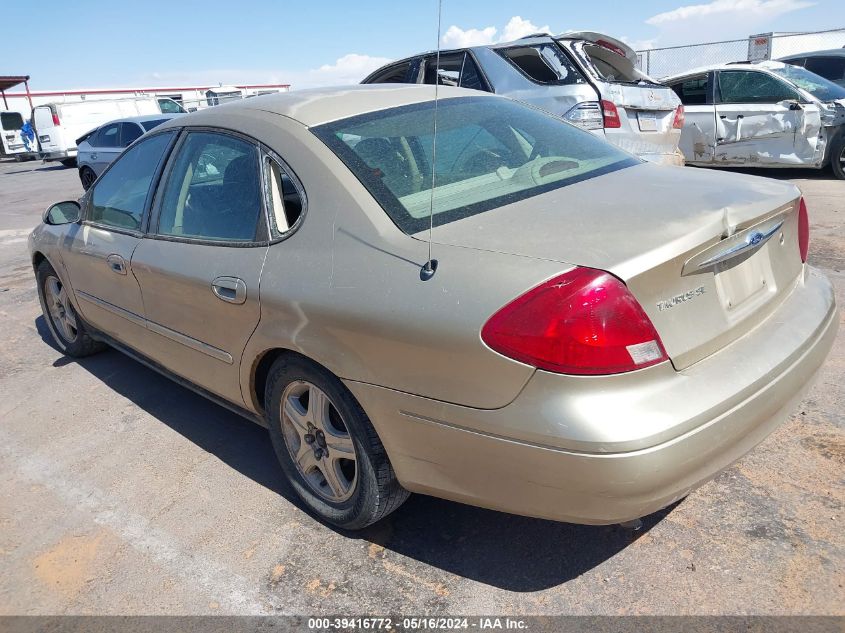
[141,118,169,131]
[1,112,23,130]
[580,43,660,85]
[768,64,845,102]
[312,96,637,234]
[497,44,587,86]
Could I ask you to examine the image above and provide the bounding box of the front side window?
[120,122,143,147]
[157,132,263,242]
[804,57,845,85]
[671,75,710,105]
[498,44,587,85]
[717,70,800,104]
[89,131,175,231]
[141,118,169,131]
[768,63,845,101]
[313,97,637,234]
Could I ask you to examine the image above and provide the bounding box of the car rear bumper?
[345,267,837,524]
[638,149,685,166]
[40,149,76,161]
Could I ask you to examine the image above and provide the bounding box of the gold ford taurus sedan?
[29,86,837,529]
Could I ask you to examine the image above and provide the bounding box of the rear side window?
[265,157,305,235]
[717,70,799,104]
[367,61,413,83]
[1,112,23,130]
[498,44,586,85]
[90,132,175,231]
[98,123,121,148]
[312,96,636,234]
[423,52,489,91]
[671,75,710,105]
[157,132,263,242]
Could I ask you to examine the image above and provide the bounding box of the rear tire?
[265,355,409,529]
[831,133,845,180]
[79,166,97,190]
[60,157,77,168]
[36,259,104,357]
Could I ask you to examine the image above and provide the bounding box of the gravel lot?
[0,157,842,615]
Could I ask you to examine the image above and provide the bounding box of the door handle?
[211,276,247,304]
[106,254,127,275]
[91,152,97,160]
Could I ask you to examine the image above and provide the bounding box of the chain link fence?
[636,28,845,79]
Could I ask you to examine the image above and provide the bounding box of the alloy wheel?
[280,380,358,503]
[45,275,79,343]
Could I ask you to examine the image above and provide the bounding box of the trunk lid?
[556,34,682,160]
[426,163,804,370]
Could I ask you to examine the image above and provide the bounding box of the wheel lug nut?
[304,434,315,444]
[314,448,323,459]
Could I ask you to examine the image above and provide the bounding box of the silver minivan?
[363,31,685,165]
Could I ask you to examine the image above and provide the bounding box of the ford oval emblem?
[749,232,764,246]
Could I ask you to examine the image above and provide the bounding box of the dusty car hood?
[425,163,799,281]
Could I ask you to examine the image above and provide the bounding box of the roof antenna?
[420,0,442,282]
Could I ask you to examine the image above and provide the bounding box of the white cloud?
[441,25,498,48]
[501,16,551,42]
[440,16,551,48]
[639,0,816,51]
[646,0,814,25]
[133,53,392,91]
[307,53,393,86]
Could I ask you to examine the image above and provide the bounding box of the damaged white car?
[665,61,845,179]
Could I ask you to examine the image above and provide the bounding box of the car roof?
[167,84,494,128]
[663,60,790,81]
[102,113,183,125]
[779,48,845,59]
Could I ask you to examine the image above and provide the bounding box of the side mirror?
[43,200,81,225]
[778,99,803,111]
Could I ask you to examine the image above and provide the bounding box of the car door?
[60,131,177,351]
[669,73,716,164]
[129,129,269,406]
[91,122,123,174]
[714,69,822,165]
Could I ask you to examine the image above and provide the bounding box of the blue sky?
[5,0,844,90]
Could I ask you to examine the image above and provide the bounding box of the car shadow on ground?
[36,315,676,592]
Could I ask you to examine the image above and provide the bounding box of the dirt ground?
[0,158,842,615]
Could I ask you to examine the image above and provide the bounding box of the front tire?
[36,260,104,357]
[265,355,409,529]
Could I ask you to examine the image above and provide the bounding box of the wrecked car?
[31,86,836,529]
[665,61,845,179]
[363,32,685,166]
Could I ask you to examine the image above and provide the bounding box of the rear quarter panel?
[215,110,567,411]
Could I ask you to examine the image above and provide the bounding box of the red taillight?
[672,105,685,129]
[595,39,628,59]
[798,197,809,263]
[601,99,621,129]
[481,268,669,375]
[51,112,60,126]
